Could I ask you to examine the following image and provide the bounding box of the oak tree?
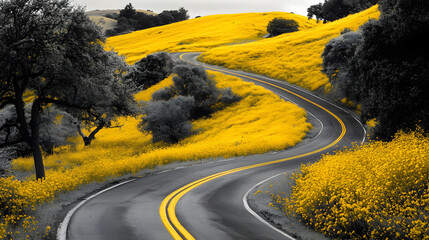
[0,0,137,179]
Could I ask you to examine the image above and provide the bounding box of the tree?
[119,3,136,19]
[322,0,429,139]
[322,0,354,22]
[0,0,137,179]
[307,0,378,22]
[267,18,299,37]
[307,3,324,22]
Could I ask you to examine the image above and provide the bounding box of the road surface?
[62,53,365,240]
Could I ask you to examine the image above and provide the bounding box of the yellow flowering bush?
[276,130,429,239]
[200,6,380,91]
[106,12,319,64]
[1,71,311,238]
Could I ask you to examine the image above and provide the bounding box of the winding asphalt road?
[61,53,366,240]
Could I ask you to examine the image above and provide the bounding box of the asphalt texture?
[65,53,365,240]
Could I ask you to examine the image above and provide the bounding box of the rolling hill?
[106,12,321,64]
[106,6,379,91]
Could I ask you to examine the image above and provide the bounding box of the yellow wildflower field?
[106,12,320,64]
[275,130,429,239]
[1,71,311,238]
[200,6,380,91]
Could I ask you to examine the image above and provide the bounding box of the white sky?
[71,0,323,18]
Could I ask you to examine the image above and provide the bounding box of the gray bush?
[141,64,241,143]
[140,96,195,143]
[127,52,174,90]
[153,64,241,119]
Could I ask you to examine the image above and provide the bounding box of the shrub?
[0,104,78,154]
[140,96,195,143]
[0,147,14,177]
[142,65,241,143]
[267,18,299,37]
[127,52,174,90]
[153,64,241,119]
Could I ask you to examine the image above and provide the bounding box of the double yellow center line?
[159,53,346,240]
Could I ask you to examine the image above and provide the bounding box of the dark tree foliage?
[106,4,189,36]
[322,30,363,100]
[142,64,241,143]
[127,52,174,90]
[307,3,323,22]
[322,0,429,139]
[267,18,299,37]
[139,96,194,144]
[308,0,378,22]
[119,3,136,19]
[0,0,137,179]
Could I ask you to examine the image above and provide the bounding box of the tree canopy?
[308,0,378,22]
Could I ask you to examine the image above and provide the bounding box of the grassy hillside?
[1,71,311,239]
[106,12,320,64]
[200,6,380,91]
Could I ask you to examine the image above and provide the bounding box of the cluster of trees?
[140,64,241,143]
[106,3,189,36]
[322,0,429,139]
[307,0,378,22]
[266,18,299,37]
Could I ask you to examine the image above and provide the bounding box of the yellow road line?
[160,53,346,240]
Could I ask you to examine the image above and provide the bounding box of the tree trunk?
[14,94,45,180]
[77,121,105,146]
[29,136,45,180]
[30,99,45,180]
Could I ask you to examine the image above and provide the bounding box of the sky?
[71,0,323,18]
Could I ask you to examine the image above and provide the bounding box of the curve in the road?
[159,53,348,240]
[62,52,365,240]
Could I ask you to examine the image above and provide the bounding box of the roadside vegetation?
[274,130,429,239]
